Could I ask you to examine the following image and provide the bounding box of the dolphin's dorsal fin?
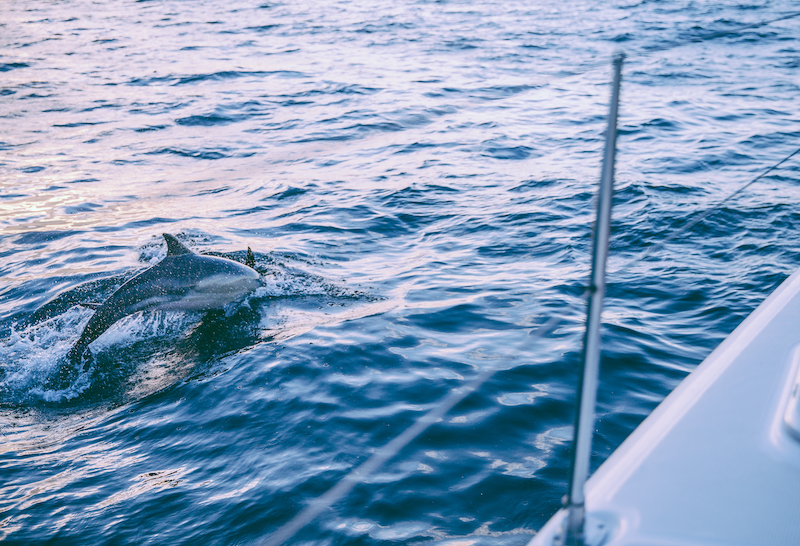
[246,247,256,269]
[163,234,193,256]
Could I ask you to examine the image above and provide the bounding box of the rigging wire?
[614,145,800,275]
[263,11,800,545]
[481,10,800,94]
[265,315,563,545]
[640,10,800,53]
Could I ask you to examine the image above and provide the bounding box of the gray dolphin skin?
[65,233,262,362]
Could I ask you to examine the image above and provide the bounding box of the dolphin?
[64,233,262,363]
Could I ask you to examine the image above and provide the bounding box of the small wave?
[53,121,107,128]
[481,145,536,161]
[144,147,230,160]
[126,70,304,87]
[133,124,168,132]
[14,230,80,246]
[175,114,245,127]
[19,165,46,173]
[0,62,29,72]
[245,24,280,32]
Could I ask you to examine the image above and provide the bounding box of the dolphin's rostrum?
[65,233,262,363]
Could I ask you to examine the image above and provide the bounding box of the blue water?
[2,0,800,544]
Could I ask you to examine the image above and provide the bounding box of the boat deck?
[532,267,800,546]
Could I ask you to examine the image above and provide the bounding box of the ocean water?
[2,0,800,544]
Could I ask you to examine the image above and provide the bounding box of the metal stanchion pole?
[563,51,624,546]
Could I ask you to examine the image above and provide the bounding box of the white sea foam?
[0,307,93,402]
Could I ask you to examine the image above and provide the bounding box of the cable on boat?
[614,144,800,276]
[264,150,800,546]
[262,11,800,544]
[469,10,800,99]
[264,312,564,545]
[263,83,800,546]
[265,135,800,546]
[264,118,800,546]
[641,10,800,53]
